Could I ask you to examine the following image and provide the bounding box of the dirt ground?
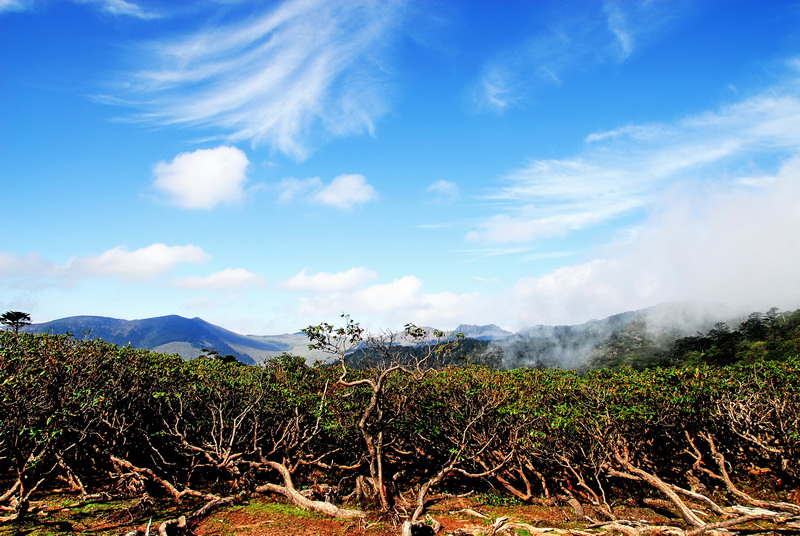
[195,496,508,536]
[0,493,707,536]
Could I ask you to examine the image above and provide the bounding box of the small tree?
[303,315,464,518]
[0,311,31,333]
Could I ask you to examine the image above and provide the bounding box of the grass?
[0,495,193,536]
[233,498,328,519]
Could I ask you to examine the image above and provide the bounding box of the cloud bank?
[507,157,800,327]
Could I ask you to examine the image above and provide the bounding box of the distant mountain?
[22,302,736,368]
[451,324,512,341]
[489,302,729,370]
[25,315,292,365]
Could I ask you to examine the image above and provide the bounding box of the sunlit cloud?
[120,0,408,159]
[172,268,265,291]
[152,146,250,210]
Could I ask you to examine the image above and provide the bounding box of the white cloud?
[121,0,407,159]
[313,174,378,210]
[426,180,460,203]
[0,244,210,282]
[0,252,53,277]
[503,158,800,326]
[275,177,321,203]
[68,244,210,280]
[73,0,158,19]
[283,267,377,292]
[0,0,30,13]
[0,0,158,17]
[172,268,265,290]
[469,87,800,244]
[276,173,378,209]
[152,146,250,209]
[355,276,423,313]
[289,274,486,332]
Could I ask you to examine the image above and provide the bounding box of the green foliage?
[669,308,800,366]
[2,309,800,524]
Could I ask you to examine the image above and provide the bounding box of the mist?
[485,301,762,370]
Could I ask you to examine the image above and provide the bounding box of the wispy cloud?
[1,244,211,282]
[468,81,800,244]
[472,0,687,112]
[74,0,159,19]
[451,246,533,260]
[0,0,31,13]
[172,268,265,290]
[67,244,210,280]
[152,146,250,210]
[277,173,378,210]
[282,267,377,292]
[1,0,158,18]
[120,0,408,159]
[425,180,460,204]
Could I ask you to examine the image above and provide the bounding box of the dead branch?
[110,456,218,502]
[701,432,800,515]
[610,451,706,528]
[255,460,365,519]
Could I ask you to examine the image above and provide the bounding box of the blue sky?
[2,0,800,335]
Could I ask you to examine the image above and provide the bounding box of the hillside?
[25,315,292,365]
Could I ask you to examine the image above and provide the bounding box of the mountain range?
[23,302,732,367]
[25,315,307,365]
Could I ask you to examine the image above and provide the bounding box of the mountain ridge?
[22,302,738,367]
